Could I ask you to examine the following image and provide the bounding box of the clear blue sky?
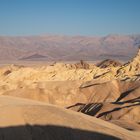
[0,0,140,36]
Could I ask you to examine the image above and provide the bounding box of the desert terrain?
[0,36,140,139]
[1,0,140,138]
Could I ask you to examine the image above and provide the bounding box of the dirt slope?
[0,96,139,140]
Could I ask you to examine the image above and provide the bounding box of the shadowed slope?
[0,125,121,140]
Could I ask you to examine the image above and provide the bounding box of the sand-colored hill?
[68,80,140,124]
[0,95,139,140]
[97,59,122,68]
[115,49,140,80]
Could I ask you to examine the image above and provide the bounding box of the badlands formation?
[0,50,140,139]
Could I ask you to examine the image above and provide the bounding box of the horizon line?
[0,33,140,38]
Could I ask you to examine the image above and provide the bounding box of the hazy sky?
[0,0,140,36]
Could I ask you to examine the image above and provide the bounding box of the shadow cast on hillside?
[79,103,103,116]
[115,88,137,103]
[66,103,85,109]
[113,96,140,105]
[67,101,140,120]
[79,83,100,89]
[67,103,103,116]
[97,102,140,118]
[0,125,121,140]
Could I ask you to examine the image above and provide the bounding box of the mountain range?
[0,34,140,61]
